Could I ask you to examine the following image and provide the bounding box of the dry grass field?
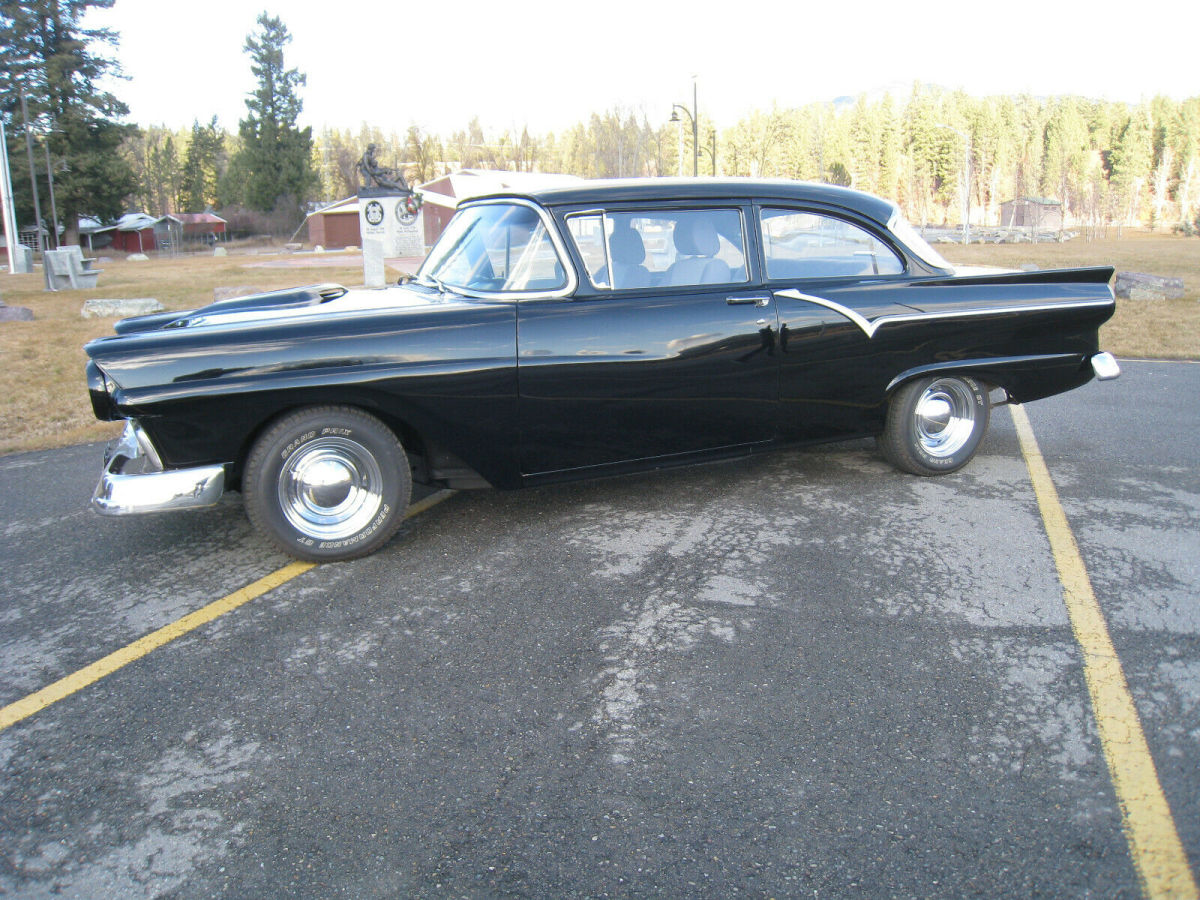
[0,233,1196,456]
[0,250,382,454]
[941,230,1200,360]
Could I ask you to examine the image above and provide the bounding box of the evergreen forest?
[130,88,1200,237]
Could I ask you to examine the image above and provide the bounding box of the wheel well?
[886,370,1002,403]
[229,403,431,491]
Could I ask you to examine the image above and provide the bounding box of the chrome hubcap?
[279,437,383,540]
[914,379,977,458]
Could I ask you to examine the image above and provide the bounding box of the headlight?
[86,360,121,420]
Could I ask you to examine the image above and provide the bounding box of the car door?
[516,205,780,477]
[757,205,922,442]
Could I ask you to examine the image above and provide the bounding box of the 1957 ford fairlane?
[85,179,1120,561]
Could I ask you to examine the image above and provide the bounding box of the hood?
[109,282,465,335]
[84,279,518,416]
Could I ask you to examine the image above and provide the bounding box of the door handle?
[727,294,772,307]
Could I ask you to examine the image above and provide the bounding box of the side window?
[567,214,610,288]
[761,208,903,279]
[566,208,748,291]
[481,207,566,291]
[659,209,747,287]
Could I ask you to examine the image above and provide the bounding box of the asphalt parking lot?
[1,360,1197,898]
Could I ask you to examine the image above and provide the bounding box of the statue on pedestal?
[357,144,410,193]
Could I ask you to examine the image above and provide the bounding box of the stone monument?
[356,144,424,287]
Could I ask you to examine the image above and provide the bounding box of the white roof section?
[116,212,168,231]
[79,214,181,233]
[305,171,584,218]
[419,169,583,209]
[305,196,360,219]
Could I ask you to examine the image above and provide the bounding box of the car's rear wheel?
[244,406,411,561]
[879,375,990,475]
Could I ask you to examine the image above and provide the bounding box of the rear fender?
[885,353,1092,404]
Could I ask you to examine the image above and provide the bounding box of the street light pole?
[670,78,699,177]
[692,78,698,178]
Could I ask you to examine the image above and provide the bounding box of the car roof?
[466,178,901,227]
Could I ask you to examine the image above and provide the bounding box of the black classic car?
[85,179,1120,561]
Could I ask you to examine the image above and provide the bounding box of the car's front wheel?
[244,406,411,561]
[879,375,990,475]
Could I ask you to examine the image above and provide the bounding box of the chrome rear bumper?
[92,420,225,516]
[1091,352,1121,381]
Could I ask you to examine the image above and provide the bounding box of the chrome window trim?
[564,210,612,290]
[601,212,615,290]
[774,288,1116,339]
[420,198,578,301]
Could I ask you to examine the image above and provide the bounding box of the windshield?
[419,202,568,295]
[887,212,951,271]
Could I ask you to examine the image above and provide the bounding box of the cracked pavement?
[1,361,1197,897]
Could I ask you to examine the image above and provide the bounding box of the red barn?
[304,170,583,253]
[304,197,361,249]
[174,212,227,244]
[106,213,179,253]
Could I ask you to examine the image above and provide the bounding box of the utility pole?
[0,119,22,274]
[20,93,53,289]
[43,141,59,250]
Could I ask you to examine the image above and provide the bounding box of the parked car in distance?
[85,179,1120,561]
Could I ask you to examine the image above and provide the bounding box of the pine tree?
[1109,105,1154,225]
[181,117,225,211]
[228,13,317,218]
[876,95,901,203]
[0,0,137,241]
[1169,98,1200,227]
[1041,97,1090,223]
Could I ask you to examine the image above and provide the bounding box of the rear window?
[761,209,903,279]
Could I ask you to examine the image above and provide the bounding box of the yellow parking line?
[1012,404,1198,899]
[0,490,455,735]
[0,561,314,733]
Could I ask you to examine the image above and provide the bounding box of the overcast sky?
[86,0,1197,137]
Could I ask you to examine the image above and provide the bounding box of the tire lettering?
[281,430,318,460]
[315,504,392,550]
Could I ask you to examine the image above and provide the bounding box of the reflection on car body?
[84,179,1119,561]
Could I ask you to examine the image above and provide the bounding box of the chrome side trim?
[774,289,874,335]
[1091,351,1121,380]
[774,288,1116,339]
[92,420,225,516]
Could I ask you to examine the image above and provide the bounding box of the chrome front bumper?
[92,420,225,516]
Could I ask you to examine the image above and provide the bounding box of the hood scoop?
[113,284,350,335]
[166,283,349,328]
